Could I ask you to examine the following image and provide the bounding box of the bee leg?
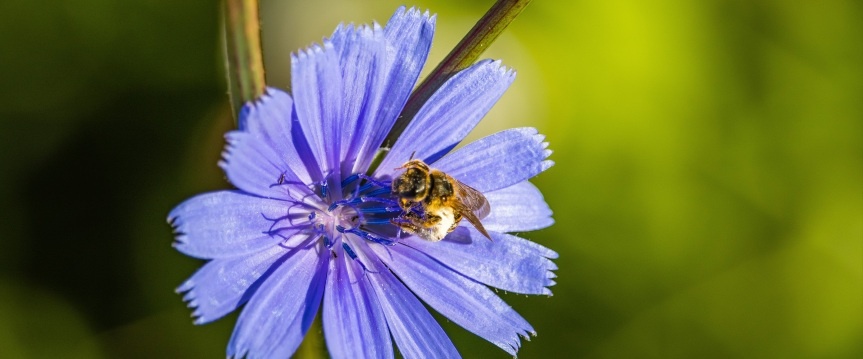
[447,213,463,233]
[399,198,414,210]
[390,217,421,235]
[423,214,442,228]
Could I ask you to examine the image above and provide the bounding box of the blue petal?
[227,243,328,359]
[375,244,535,355]
[351,7,435,173]
[169,190,307,259]
[221,90,315,199]
[176,244,286,324]
[292,41,344,182]
[483,181,554,233]
[329,23,388,176]
[237,88,313,184]
[404,227,557,295]
[363,253,460,358]
[377,59,515,175]
[323,253,393,359]
[434,127,553,193]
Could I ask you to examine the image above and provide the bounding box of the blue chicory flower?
[170,6,556,358]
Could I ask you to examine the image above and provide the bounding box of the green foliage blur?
[1,0,860,358]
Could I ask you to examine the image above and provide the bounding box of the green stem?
[380,0,532,149]
[224,0,266,123]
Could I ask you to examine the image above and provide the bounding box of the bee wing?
[453,180,492,240]
[453,201,492,240]
[454,181,491,219]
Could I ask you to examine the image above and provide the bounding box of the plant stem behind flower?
[224,0,266,123]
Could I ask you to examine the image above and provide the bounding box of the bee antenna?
[409,151,416,160]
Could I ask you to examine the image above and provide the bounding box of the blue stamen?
[320,181,328,198]
[363,218,395,225]
[340,243,371,271]
[323,234,333,249]
[355,175,389,194]
[261,211,317,235]
[308,212,316,220]
[365,187,391,197]
[335,225,396,246]
[341,173,360,187]
[356,182,375,194]
[327,201,341,212]
[359,206,402,214]
[341,242,358,260]
[360,197,399,207]
[328,198,362,212]
[358,174,390,188]
[352,228,395,246]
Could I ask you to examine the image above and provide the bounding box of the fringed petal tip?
[219,130,264,166]
[166,203,195,255]
[509,325,537,353]
[291,41,336,66]
[522,127,553,155]
[175,280,207,325]
[540,140,554,172]
[331,21,383,44]
[236,87,293,131]
[542,280,556,295]
[167,217,192,256]
[531,129,555,175]
[541,158,554,172]
[542,251,558,293]
[170,236,186,250]
[237,86,292,109]
[541,249,558,286]
[166,216,183,238]
[391,6,437,26]
[488,58,518,81]
[544,246,560,261]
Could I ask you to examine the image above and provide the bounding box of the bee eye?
[393,169,428,200]
[411,181,426,195]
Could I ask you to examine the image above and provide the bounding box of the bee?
[391,159,491,241]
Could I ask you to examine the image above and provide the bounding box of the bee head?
[392,166,429,201]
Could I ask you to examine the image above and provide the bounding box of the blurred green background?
[1,0,860,358]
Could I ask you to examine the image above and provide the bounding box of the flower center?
[307,173,402,251]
